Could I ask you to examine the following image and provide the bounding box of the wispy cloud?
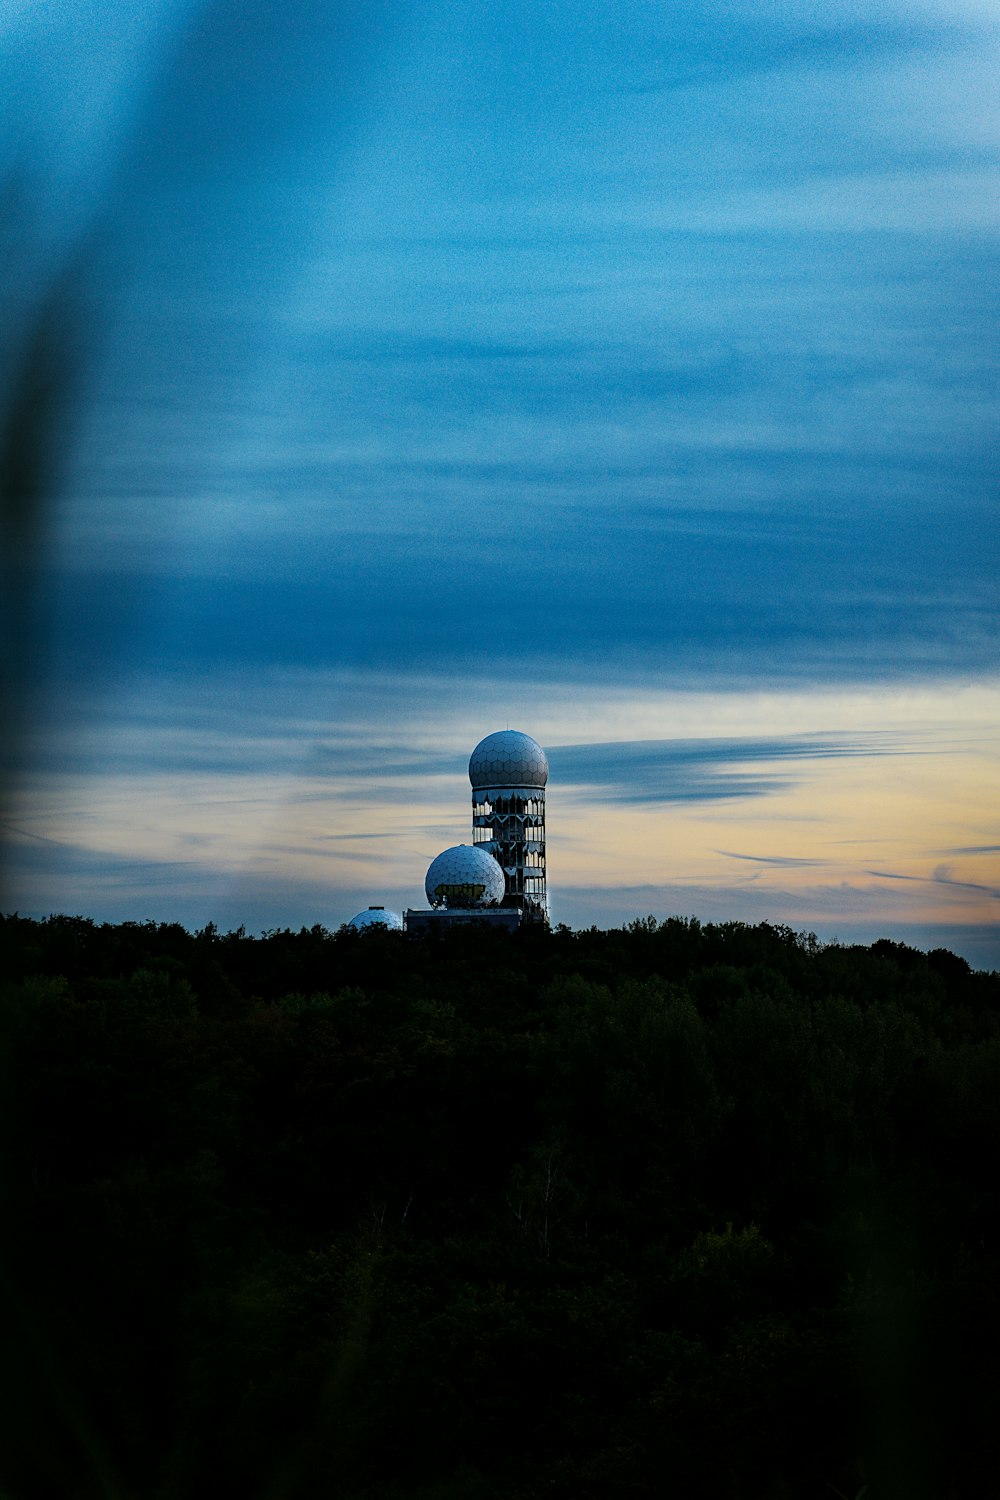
[867,868,1000,897]
[717,850,826,868]
[548,733,906,805]
[1,820,73,848]
[623,16,962,93]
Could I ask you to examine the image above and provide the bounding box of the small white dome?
[469,730,548,790]
[348,906,403,931]
[425,845,506,908]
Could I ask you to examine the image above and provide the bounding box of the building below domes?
[403,905,524,936]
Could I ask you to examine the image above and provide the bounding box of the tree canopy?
[1,913,997,1498]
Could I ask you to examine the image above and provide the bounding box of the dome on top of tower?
[469,730,548,790]
[425,845,505,908]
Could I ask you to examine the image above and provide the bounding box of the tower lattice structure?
[469,730,548,923]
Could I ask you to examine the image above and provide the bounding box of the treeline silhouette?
[1,912,997,1499]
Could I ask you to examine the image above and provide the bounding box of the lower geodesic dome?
[348,907,403,931]
[424,845,505,908]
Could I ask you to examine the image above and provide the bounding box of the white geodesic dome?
[424,845,506,908]
[348,907,403,931]
[469,730,548,790]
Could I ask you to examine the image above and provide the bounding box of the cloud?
[38,537,999,694]
[866,867,1000,898]
[2,834,199,892]
[717,850,826,868]
[548,733,904,805]
[0,819,72,848]
[621,16,962,94]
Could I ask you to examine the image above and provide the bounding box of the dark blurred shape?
[0,211,85,905]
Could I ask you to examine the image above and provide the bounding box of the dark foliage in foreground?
[1,913,998,1499]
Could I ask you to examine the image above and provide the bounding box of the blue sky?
[4,0,999,960]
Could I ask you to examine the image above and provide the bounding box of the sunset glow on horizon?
[8,670,998,962]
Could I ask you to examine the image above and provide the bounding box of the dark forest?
[1,913,997,1499]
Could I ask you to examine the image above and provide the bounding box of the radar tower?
[469,730,548,923]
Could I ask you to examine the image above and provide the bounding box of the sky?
[3,0,998,964]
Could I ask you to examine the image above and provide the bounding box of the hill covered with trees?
[1,913,997,1499]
